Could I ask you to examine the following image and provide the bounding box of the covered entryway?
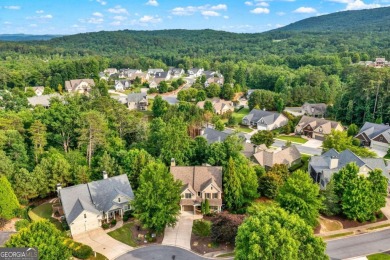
[182,205,193,212]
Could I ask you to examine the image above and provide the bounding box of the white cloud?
[327,0,380,9]
[40,14,53,19]
[88,17,104,24]
[293,7,317,13]
[171,4,228,16]
[245,1,253,6]
[224,15,229,19]
[96,0,107,6]
[202,10,221,17]
[108,5,128,14]
[250,7,270,14]
[4,6,21,10]
[93,12,104,17]
[110,21,121,26]
[257,2,269,7]
[277,11,286,16]
[113,15,127,21]
[146,0,159,6]
[36,10,44,14]
[4,21,12,25]
[139,15,162,23]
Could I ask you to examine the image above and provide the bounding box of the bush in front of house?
[123,210,133,222]
[110,219,117,226]
[15,219,30,231]
[192,219,211,237]
[102,223,109,229]
[64,239,93,259]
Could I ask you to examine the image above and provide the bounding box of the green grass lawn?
[368,253,390,260]
[29,203,63,231]
[276,135,308,144]
[322,231,353,240]
[367,223,390,230]
[232,108,250,122]
[89,252,108,260]
[217,252,235,258]
[107,223,137,247]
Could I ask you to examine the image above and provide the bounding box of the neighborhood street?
[326,229,390,260]
[116,245,208,260]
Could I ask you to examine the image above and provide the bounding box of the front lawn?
[289,155,310,172]
[29,203,63,231]
[107,223,137,247]
[89,252,108,260]
[368,253,390,260]
[232,108,250,123]
[276,135,307,144]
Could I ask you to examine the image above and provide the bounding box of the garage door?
[182,205,193,212]
[71,220,100,236]
[371,141,389,152]
[314,135,325,141]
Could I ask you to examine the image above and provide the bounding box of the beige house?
[242,109,288,130]
[25,86,45,96]
[58,173,134,236]
[253,145,301,170]
[64,79,95,94]
[127,93,148,111]
[197,98,234,115]
[295,116,343,141]
[170,162,223,214]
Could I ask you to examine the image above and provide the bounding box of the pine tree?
[0,175,20,220]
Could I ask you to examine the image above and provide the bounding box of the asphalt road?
[116,245,208,260]
[272,139,322,156]
[326,229,390,260]
[0,232,14,246]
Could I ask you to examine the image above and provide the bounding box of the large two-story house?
[308,149,389,189]
[355,122,390,153]
[127,93,148,111]
[197,98,234,115]
[58,173,134,236]
[242,109,288,130]
[170,161,223,214]
[64,79,95,94]
[295,116,343,140]
[253,145,301,170]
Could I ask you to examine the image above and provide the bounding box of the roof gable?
[170,166,223,192]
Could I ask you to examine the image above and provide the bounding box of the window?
[84,214,87,219]
[198,192,201,197]
[185,193,192,199]
[118,198,121,202]
[212,193,218,199]
[211,186,213,190]
[205,193,211,199]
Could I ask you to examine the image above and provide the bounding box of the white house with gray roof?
[58,173,134,236]
[242,109,288,130]
[309,149,389,190]
[355,122,390,153]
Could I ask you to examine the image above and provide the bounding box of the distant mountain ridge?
[0,34,61,41]
[277,6,390,32]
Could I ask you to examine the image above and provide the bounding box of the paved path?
[0,231,15,246]
[162,213,202,250]
[73,228,133,260]
[326,229,390,260]
[116,245,208,260]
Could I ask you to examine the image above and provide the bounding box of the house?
[253,145,301,170]
[118,69,142,79]
[114,80,131,92]
[357,58,390,68]
[58,173,134,236]
[301,103,327,117]
[170,161,223,213]
[111,95,128,105]
[149,80,158,89]
[64,79,95,94]
[204,74,224,87]
[197,98,234,115]
[27,94,62,108]
[188,68,204,77]
[309,149,389,189]
[295,116,344,141]
[153,72,171,85]
[127,93,148,111]
[242,109,288,131]
[25,86,45,96]
[200,127,230,144]
[169,68,185,78]
[128,72,150,83]
[104,68,118,75]
[147,69,164,76]
[355,122,390,153]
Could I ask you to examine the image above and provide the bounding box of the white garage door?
[371,141,389,152]
[71,220,100,236]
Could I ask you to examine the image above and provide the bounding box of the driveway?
[116,245,208,260]
[0,231,15,246]
[162,212,202,250]
[302,139,323,149]
[73,228,133,260]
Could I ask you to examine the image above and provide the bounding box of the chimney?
[56,183,62,197]
[171,158,176,167]
[103,171,108,179]
[253,145,257,154]
[330,156,339,169]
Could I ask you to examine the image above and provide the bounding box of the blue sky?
[0,0,388,34]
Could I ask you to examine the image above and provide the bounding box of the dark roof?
[357,122,390,141]
[242,109,282,125]
[154,72,169,78]
[127,93,147,103]
[201,128,229,144]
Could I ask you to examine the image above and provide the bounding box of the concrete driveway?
[162,212,202,250]
[0,231,15,246]
[302,139,323,149]
[73,228,133,260]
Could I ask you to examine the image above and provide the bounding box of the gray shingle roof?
[127,93,147,103]
[357,122,390,141]
[27,94,61,107]
[201,128,229,144]
[242,109,282,125]
[59,174,134,224]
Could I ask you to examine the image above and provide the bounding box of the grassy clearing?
[28,203,63,231]
[367,223,390,230]
[367,253,390,260]
[276,135,307,144]
[232,108,250,122]
[322,231,353,240]
[217,252,235,258]
[107,223,137,247]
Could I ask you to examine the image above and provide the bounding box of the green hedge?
[192,220,211,237]
[64,239,93,259]
[15,219,30,231]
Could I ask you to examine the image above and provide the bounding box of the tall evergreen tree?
[0,175,20,220]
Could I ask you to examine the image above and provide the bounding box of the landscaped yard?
[28,203,63,231]
[232,108,250,123]
[289,154,311,172]
[89,252,108,260]
[107,223,137,247]
[368,253,390,260]
[276,135,308,144]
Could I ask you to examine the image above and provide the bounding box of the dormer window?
[185,193,192,199]
[211,187,213,190]
[84,214,87,219]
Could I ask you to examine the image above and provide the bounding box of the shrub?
[377,212,384,219]
[15,219,30,231]
[110,219,117,226]
[62,220,70,231]
[192,220,211,237]
[102,223,109,229]
[123,210,133,222]
[211,212,245,244]
[64,239,93,259]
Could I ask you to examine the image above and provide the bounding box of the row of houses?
[357,58,390,68]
